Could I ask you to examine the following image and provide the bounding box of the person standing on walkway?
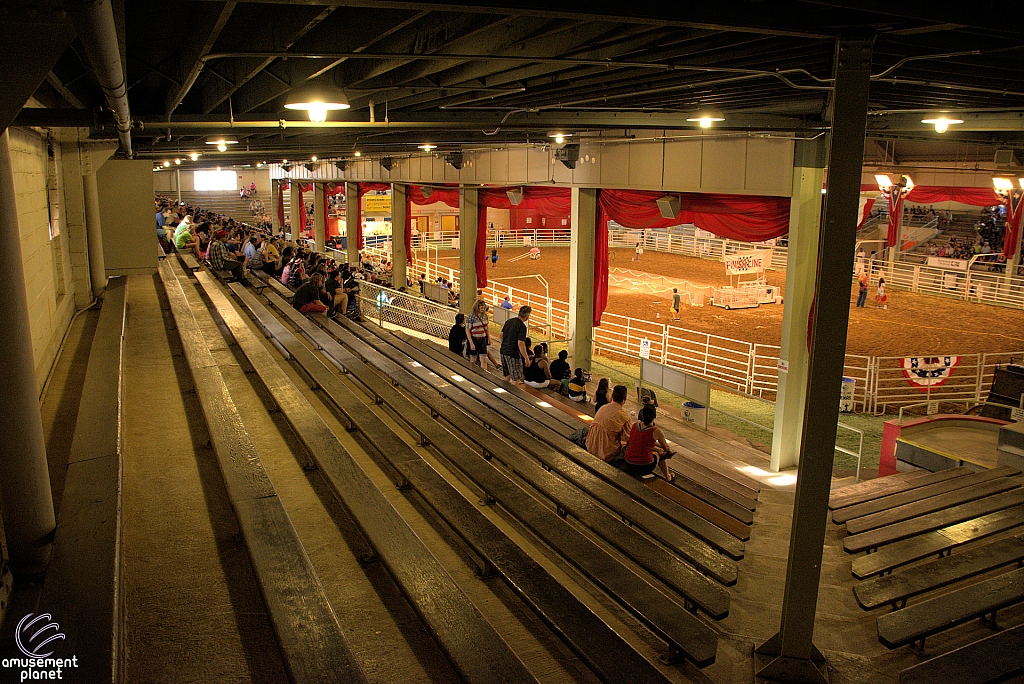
[499,306,532,385]
[856,271,868,307]
[671,288,681,321]
[634,241,644,262]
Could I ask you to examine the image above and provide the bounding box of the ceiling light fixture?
[174,158,181,165]
[284,82,350,123]
[217,143,227,152]
[189,152,199,161]
[163,161,170,167]
[921,116,964,134]
[418,144,437,151]
[548,132,572,145]
[354,150,362,157]
[311,156,317,162]
[686,107,726,128]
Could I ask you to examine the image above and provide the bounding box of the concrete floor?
[9,271,1024,684]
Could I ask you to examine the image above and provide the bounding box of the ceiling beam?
[166,1,236,116]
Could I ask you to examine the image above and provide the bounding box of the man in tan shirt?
[586,385,632,461]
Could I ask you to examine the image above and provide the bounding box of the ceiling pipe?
[65,0,133,157]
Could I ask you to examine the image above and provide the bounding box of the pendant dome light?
[285,82,350,123]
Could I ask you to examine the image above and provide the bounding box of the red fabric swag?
[476,187,571,289]
[297,183,313,236]
[592,189,790,325]
[907,186,1001,206]
[277,181,289,229]
[406,184,460,273]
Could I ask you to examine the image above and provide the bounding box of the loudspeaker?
[380,157,394,171]
[421,186,434,199]
[445,152,464,169]
[506,188,524,205]
[553,143,580,169]
[303,162,315,173]
[995,149,1018,165]
[656,195,680,218]
[334,160,347,172]
[281,163,293,173]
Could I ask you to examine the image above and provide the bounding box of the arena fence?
[356,246,1024,415]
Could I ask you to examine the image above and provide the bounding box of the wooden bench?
[844,488,1024,554]
[834,466,1020,524]
[158,262,368,684]
[395,327,757,527]
[852,505,1024,579]
[899,622,1024,684]
[876,565,1024,650]
[844,474,1022,535]
[247,289,714,672]
[192,274,538,684]
[830,468,970,510]
[37,278,126,683]
[854,534,1024,609]
[251,268,294,299]
[352,318,745,561]
[177,251,201,272]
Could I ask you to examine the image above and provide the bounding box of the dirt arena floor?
[415,246,1024,357]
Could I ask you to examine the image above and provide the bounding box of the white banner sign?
[927,256,968,271]
[724,250,773,275]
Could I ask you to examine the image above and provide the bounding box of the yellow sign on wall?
[363,195,392,214]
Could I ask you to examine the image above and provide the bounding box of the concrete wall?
[269,132,796,197]
[155,167,270,195]
[8,127,77,390]
[98,159,158,276]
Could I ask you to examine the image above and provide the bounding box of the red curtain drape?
[277,181,288,229]
[591,189,790,325]
[296,183,313,236]
[322,183,344,238]
[1003,191,1024,259]
[476,187,572,289]
[885,190,906,248]
[351,182,389,249]
[406,184,460,274]
[860,184,1001,207]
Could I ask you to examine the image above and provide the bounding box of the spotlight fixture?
[553,143,580,169]
[284,82,350,123]
[205,136,238,148]
[993,177,1024,193]
[686,107,726,128]
[548,132,572,145]
[282,159,288,164]
[189,152,199,161]
[311,156,317,162]
[163,161,170,167]
[174,158,181,165]
[418,143,437,151]
[217,143,227,152]
[921,116,964,134]
[303,162,315,173]
[334,160,348,172]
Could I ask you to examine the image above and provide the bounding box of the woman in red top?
[624,406,674,481]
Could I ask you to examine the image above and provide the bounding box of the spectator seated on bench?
[292,273,329,315]
[524,345,560,389]
[567,367,588,402]
[586,384,632,462]
[624,406,675,482]
[208,229,247,283]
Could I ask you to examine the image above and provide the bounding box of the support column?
[289,181,301,239]
[569,187,597,372]
[346,182,359,266]
[756,38,872,684]
[313,182,326,253]
[83,170,107,296]
[392,183,408,289]
[0,130,55,576]
[271,179,281,234]
[175,167,181,203]
[459,187,478,316]
[771,141,826,471]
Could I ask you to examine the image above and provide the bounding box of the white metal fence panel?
[872,353,982,414]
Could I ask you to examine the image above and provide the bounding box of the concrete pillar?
[0,130,55,576]
[756,39,872,684]
[289,181,302,239]
[83,170,107,296]
[770,143,825,472]
[346,182,359,266]
[271,179,281,234]
[459,188,478,317]
[569,187,597,372]
[392,183,408,289]
[313,182,326,253]
[175,168,181,203]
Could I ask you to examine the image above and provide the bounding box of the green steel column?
[459,187,478,316]
[569,187,597,372]
[0,130,55,576]
[756,38,873,684]
[771,141,826,471]
[392,183,408,289]
[289,181,301,241]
